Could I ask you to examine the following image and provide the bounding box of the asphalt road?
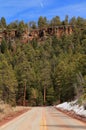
[0,107,86,130]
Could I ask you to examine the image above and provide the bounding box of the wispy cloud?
[38,0,44,8]
[0,0,43,21]
[0,0,50,8]
[0,0,39,8]
[44,2,86,19]
[40,2,44,8]
[0,0,49,18]
[0,0,86,23]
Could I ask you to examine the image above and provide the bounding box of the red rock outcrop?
[0,25,74,44]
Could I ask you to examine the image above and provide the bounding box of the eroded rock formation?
[0,25,74,44]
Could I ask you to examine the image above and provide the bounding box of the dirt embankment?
[55,107,86,123]
[0,104,31,126]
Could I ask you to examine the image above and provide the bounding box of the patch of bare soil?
[55,107,86,123]
[0,106,31,127]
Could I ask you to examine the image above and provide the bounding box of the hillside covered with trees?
[0,16,86,106]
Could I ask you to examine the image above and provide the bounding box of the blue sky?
[0,0,86,23]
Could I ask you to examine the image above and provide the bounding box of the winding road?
[0,107,86,130]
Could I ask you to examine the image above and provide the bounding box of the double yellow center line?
[40,109,48,130]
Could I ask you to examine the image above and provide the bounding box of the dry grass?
[0,101,29,121]
[0,103,13,121]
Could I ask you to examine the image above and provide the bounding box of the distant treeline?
[0,15,86,30]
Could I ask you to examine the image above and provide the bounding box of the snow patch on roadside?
[56,100,86,117]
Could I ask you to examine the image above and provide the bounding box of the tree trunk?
[23,82,26,106]
[44,86,46,105]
